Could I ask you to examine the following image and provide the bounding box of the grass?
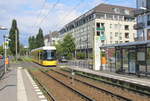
[22,56,32,62]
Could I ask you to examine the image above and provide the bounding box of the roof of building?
[93,3,134,16]
[59,3,135,33]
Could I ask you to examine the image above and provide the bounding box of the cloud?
[0,0,136,46]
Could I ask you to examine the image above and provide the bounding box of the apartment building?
[134,0,150,40]
[44,31,59,46]
[59,3,136,70]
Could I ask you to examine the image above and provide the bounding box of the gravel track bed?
[48,70,120,101]
[31,70,85,101]
[54,69,150,101]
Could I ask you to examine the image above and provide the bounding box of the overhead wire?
[37,0,60,28]
[54,0,84,30]
[34,0,48,28]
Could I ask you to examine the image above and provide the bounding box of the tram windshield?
[43,50,56,60]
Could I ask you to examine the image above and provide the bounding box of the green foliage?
[55,34,75,59]
[76,52,85,59]
[36,28,44,48]
[0,45,3,55]
[9,19,20,56]
[20,44,28,56]
[28,28,44,51]
[28,36,36,50]
[55,41,64,58]
[101,51,106,57]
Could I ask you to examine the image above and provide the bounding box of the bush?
[76,52,86,59]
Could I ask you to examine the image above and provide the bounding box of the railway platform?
[68,67,150,88]
[0,64,47,101]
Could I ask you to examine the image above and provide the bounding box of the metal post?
[4,36,7,73]
[15,30,18,61]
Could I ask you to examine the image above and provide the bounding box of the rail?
[51,69,132,101]
[62,69,150,97]
[40,69,95,101]
[28,70,57,101]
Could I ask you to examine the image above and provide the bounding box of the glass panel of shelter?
[146,44,150,74]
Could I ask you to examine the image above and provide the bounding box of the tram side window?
[41,51,47,60]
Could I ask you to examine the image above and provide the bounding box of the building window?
[119,36,122,40]
[115,32,118,37]
[97,31,100,36]
[96,23,100,28]
[110,24,112,28]
[125,25,129,30]
[125,41,129,43]
[125,33,129,38]
[115,41,118,44]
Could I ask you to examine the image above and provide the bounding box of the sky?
[0,0,136,46]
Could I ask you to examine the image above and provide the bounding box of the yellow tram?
[31,46,57,66]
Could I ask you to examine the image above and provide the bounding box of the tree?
[55,41,64,58]
[28,36,37,50]
[36,28,44,48]
[55,34,75,59]
[0,45,3,55]
[9,19,20,56]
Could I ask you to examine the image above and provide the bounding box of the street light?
[15,29,18,61]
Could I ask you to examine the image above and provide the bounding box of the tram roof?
[100,40,150,49]
[31,46,56,52]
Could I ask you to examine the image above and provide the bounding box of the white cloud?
[0,0,135,45]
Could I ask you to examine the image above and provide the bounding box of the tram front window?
[43,50,56,60]
[47,50,56,60]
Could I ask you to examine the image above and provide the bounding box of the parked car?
[59,56,68,63]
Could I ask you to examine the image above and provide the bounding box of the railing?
[133,22,145,30]
[0,59,5,78]
[133,9,146,16]
[59,60,93,69]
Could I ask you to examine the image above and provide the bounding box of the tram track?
[23,61,150,101]
[39,69,95,101]
[56,68,150,101]
[48,69,132,101]
[28,70,57,101]
[23,62,88,101]
[61,68,150,96]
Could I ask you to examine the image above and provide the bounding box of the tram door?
[128,49,136,73]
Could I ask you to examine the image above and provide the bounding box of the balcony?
[96,27,105,31]
[133,23,145,30]
[147,21,150,26]
[133,9,150,17]
[133,9,145,16]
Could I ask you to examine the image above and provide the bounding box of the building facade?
[44,31,59,46]
[59,3,136,70]
[134,0,150,40]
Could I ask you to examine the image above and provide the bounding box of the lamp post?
[0,26,8,73]
[15,29,18,62]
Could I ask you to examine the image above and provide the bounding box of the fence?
[0,59,5,78]
[59,60,93,69]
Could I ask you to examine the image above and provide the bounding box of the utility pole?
[4,36,7,73]
[15,29,18,61]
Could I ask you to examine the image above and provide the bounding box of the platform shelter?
[100,40,150,76]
